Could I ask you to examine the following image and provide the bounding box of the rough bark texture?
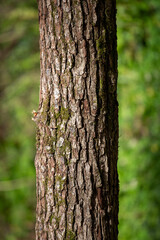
[34,0,118,239]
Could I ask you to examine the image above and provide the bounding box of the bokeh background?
[0,0,160,239]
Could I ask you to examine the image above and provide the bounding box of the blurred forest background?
[0,0,160,239]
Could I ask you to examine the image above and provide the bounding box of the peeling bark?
[34,0,119,239]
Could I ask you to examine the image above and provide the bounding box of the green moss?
[51,2,56,13]
[44,135,49,145]
[43,95,50,111]
[54,111,60,120]
[49,210,61,228]
[49,214,54,224]
[57,199,65,206]
[55,216,61,228]
[48,136,56,154]
[60,107,70,120]
[100,78,103,92]
[50,105,71,159]
[41,219,44,225]
[55,175,66,190]
[51,105,70,122]
[41,95,50,124]
[66,230,76,240]
[43,131,56,154]
[96,30,106,64]
[65,212,75,239]
[60,139,71,159]
[54,192,65,207]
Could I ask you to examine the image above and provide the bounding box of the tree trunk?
[34,0,118,239]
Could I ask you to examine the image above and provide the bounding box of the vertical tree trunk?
[34,0,118,239]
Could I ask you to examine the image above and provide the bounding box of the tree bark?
[34,0,119,239]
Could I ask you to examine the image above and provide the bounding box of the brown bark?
[34,0,119,239]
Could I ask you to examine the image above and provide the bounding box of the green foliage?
[117,0,160,239]
[0,0,39,239]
